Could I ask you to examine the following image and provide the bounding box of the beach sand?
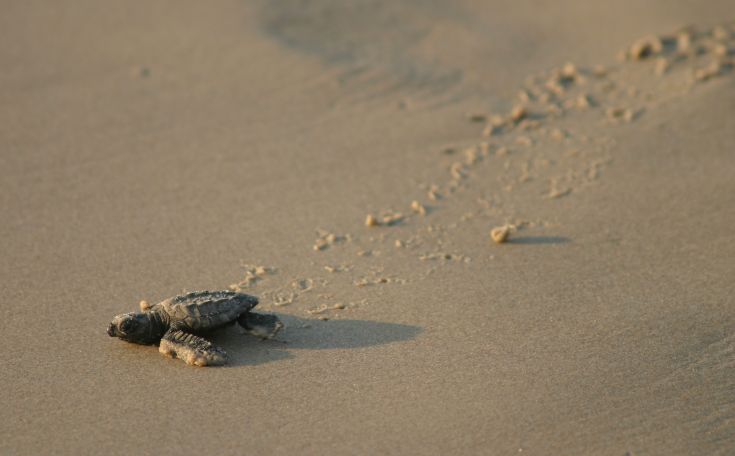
[1,1,734,454]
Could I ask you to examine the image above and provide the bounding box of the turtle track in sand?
[225,23,735,320]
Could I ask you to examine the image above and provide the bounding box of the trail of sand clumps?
[225,23,735,320]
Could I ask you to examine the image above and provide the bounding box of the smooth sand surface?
[2,1,734,454]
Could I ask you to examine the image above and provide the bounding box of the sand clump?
[626,35,664,60]
[464,146,482,165]
[354,275,407,287]
[483,106,527,137]
[365,214,380,227]
[654,58,670,76]
[427,184,442,201]
[510,105,528,123]
[382,212,404,226]
[712,43,732,58]
[313,229,347,251]
[411,200,427,215]
[490,225,511,244]
[615,25,735,82]
[694,60,732,82]
[365,212,404,227]
[307,302,343,314]
[515,136,533,147]
[549,128,567,141]
[229,264,276,290]
[606,107,635,123]
[482,123,499,137]
[547,186,572,199]
[418,252,471,263]
[450,162,467,180]
[324,264,351,273]
[575,94,594,110]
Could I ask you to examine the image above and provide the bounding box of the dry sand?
[1,1,735,455]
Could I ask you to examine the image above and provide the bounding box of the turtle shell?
[158,290,258,331]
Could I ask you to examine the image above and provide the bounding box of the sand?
[2,1,735,455]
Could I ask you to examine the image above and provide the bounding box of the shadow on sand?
[507,236,570,245]
[210,315,422,367]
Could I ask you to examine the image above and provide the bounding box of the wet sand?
[1,1,734,454]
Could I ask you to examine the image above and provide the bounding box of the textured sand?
[1,1,734,455]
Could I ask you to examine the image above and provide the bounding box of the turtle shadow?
[213,315,422,367]
[506,236,570,245]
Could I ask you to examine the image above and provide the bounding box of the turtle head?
[107,312,157,345]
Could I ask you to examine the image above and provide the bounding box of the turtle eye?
[120,319,135,333]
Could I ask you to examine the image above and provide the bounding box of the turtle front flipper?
[159,329,227,367]
[237,312,284,340]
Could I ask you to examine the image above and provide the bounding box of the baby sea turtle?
[107,290,283,367]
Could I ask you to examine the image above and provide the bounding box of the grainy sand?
[2,1,734,455]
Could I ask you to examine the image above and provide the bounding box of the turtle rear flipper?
[237,312,283,340]
[159,329,227,367]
